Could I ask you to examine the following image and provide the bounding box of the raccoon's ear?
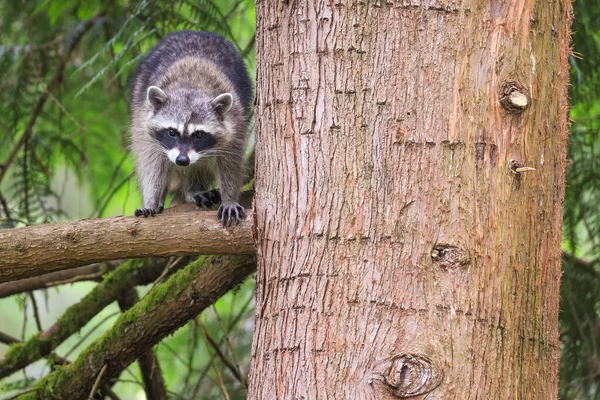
[211,93,233,116]
[147,86,168,109]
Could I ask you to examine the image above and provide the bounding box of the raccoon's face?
[145,86,233,166]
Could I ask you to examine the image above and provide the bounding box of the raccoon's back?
[129,31,253,114]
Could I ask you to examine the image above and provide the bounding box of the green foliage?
[0,0,255,398]
[560,1,600,398]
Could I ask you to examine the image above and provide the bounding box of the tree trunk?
[251,1,571,398]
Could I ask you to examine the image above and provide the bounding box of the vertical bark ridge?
[252,1,571,398]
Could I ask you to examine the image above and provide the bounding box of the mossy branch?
[0,258,169,379]
[23,255,256,400]
[117,288,167,400]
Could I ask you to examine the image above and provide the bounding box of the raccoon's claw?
[217,202,245,227]
[134,207,163,217]
[193,189,221,208]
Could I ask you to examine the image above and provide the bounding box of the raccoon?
[128,31,253,226]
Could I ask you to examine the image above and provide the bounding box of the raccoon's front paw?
[193,189,221,208]
[134,206,163,217]
[217,202,245,227]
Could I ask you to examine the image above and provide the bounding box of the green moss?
[142,256,208,309]
[52,259,146,340]
[26,256,214,398]
[21,364,70,399]
[0,335,51,376]
[0,259,149,380]
[102,258,147,284]
[107,256,209,341]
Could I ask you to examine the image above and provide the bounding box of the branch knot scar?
[372,354,443,397]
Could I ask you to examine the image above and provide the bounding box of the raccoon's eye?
[193,130,207,139]
[167,128,178,137]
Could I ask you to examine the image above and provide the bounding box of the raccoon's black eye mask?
[154,128,216,152]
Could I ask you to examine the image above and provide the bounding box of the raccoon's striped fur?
[128,31,253,225]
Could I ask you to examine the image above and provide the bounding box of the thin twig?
[212,305,247,390]
[91,152,130,217]
[88,364,108,400]
[150,256,184,290]
[0,218,29,226]
[21,298,28,341]
[63,312,119,360]
[46,90,86,131]
[100,385,121,400]
[191,291,254,396]
[94,171,135,218]
[0,331,21,345]
[197,319,246,388]
[160,342,199,370]
[183,321,198,390]
[2,387,37,400]
[30,151,52,181]
[242,34,255,58]
[47,271,107,287]
[224,0,244,19]
[29,292,43,332]
[198,318,231,400]
[0,191,12,221]
[114,378,145,388]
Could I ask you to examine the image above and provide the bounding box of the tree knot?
[499,81,530,113]
[431,244,471,270]
[372,353,443,398]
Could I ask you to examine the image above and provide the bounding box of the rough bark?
[23,255,256,400]
[0,204,254,283]
[250,1,571,399]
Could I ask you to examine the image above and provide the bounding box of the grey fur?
[128,31,253,225]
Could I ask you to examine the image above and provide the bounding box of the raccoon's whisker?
[201,149,240,157]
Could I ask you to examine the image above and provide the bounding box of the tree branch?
[0,331,21,346]
[117,289,167,400]
[0,262,121,299]
[0,205,254,284]
[0,258,169,378]
[23,255,256,399]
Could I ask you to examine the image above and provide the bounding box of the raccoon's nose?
[176,154,190,166]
